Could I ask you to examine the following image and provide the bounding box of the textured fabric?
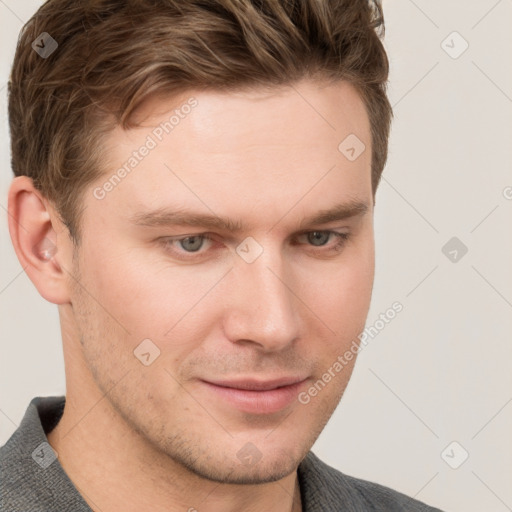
[1,396,444,511]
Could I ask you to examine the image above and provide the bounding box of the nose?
[222,243,301,352]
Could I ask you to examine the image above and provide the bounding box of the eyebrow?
[129,199,369,233]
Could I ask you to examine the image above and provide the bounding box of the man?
[0,0,444,510]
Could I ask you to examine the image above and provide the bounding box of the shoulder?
[298,451,444,511]
[1,396,91,511]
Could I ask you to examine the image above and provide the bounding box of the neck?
[48,309,303,512]
[47,389,302,512]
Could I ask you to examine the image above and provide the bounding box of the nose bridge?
[225,241,300,350]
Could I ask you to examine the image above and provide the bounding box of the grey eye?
[179,236,205,252]
[306,231,331,247]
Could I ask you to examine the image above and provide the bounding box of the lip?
[200,377,308,414]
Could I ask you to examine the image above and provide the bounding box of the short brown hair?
[8,0,392,244]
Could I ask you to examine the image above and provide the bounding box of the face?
[69,79,375,484]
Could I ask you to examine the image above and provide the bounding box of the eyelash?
[160,230,351,261]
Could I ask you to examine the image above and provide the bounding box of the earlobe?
[7,176,71,305]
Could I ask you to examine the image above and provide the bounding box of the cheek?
[81,226,373,351]
[296,239,374,374]
[303,243,374,327]
[82,237,172,321]
[81,238,226,355]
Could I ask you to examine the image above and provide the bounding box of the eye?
[160,234,217,259]
[160,230,351,261]
[295,231,350,252]
[174,235,210,253]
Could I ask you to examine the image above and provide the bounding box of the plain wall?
[1,2,511,511]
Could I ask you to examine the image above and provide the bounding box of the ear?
[7,176,72,305]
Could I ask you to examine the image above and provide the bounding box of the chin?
[184,454,299,485]
[164,439,303,485]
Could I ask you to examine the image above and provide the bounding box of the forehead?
[130,79,369,147]
[89,79,372,230]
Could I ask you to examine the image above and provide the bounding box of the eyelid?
[162,225,351,240]
[159,229,351,261]
[162,228,349,244]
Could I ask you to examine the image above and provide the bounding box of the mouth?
[199,376,309,414]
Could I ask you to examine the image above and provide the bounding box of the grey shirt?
[0,396,444,511]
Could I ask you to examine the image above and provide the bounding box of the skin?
[8,78,375,512]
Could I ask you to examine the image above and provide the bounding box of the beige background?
[1,1,511,511]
